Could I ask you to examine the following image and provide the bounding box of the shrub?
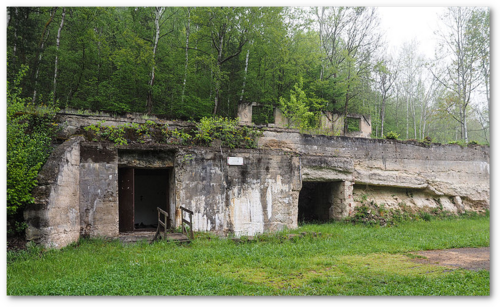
[7,65,58,236]
[193,116,262,149]
[385,131,399,140]
[82,116,262,149]
[422,136,432,145]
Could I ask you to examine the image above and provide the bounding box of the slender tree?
[374,56,398,137]
[32,7,57,104]
[430,7,486,143]
[181,7,191,104]
[53,7,66,105]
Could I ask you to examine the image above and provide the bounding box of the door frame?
[118,168,135,232]
[118,167,172,232]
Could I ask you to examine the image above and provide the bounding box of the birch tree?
[129,7,178,114]
[181,7,191,104]
[398,40,424,139]
[53,7,66,105]
[312,7,381,133]
[192,7,260,115]
[239,42,252,103]
[430,7,487,143]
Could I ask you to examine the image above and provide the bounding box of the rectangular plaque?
[227,157,244,166]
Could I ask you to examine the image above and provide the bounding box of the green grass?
[7,216,489,296]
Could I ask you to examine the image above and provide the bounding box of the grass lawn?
[7,216,489,296]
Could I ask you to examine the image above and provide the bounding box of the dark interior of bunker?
[298,181,336,223]
[118,168,170,232]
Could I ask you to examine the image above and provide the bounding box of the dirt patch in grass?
[410,247,489,271]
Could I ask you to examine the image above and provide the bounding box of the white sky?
[377,7,446,58]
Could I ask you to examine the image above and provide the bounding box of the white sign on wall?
[227,157,244,166]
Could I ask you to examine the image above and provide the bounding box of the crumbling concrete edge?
[25,136,84,249]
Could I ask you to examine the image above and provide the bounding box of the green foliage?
[385,131,400,140]
[82,116,262,149]
[163,126,192,145]
[6,7,489,143]
[279,78,320,131]
[193,116,262,149]
[448,140,466,147]
[7,65,58,235]
[346,199,489,227]
[422,136,433,145]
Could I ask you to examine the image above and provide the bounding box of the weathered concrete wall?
[260,129,490,213]
[55,111,194,140]
[26,136,83,248]
[79,143,119,238]
[174,148,301,236]
[73,143,302,238]
[237,102,256,125]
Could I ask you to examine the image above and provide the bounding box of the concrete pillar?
[273,107,289,128]
[359,115,372,138]
[237,102,255,125]
[330,181,355,220]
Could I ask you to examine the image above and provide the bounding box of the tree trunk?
[412,98,417,139]
[213,26,225,116]
[239,47,250,102]
[32,7,57,104]
[147,7,163,114]
[380,95,386,138]
[33,8,57,80]
[213,80,220,115]
[406,96,409,139]
[95,27,102,106]
[53,8,66,106]
[32,29,50,104]
[343,89,349,135]
[181,8,191,104]
[463,107,468,143]
[12,8,18,66]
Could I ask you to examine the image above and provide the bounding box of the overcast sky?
[377,7,446,58]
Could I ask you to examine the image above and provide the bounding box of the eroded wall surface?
[79,143,119,238]
[28,114,490,248]
[260,129,490,214]
[173,148,301,236]
[26,137,83,248]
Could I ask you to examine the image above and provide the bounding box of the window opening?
[251,105,274,125]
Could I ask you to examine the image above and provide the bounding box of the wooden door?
[119,168,134,232]
[166,169,171,229]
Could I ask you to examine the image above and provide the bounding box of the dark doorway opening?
[298,181,336,224]
[118,168,170,233]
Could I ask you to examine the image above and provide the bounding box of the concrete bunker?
[24,111,490,249]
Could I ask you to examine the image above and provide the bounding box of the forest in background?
[6,6,490,144]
